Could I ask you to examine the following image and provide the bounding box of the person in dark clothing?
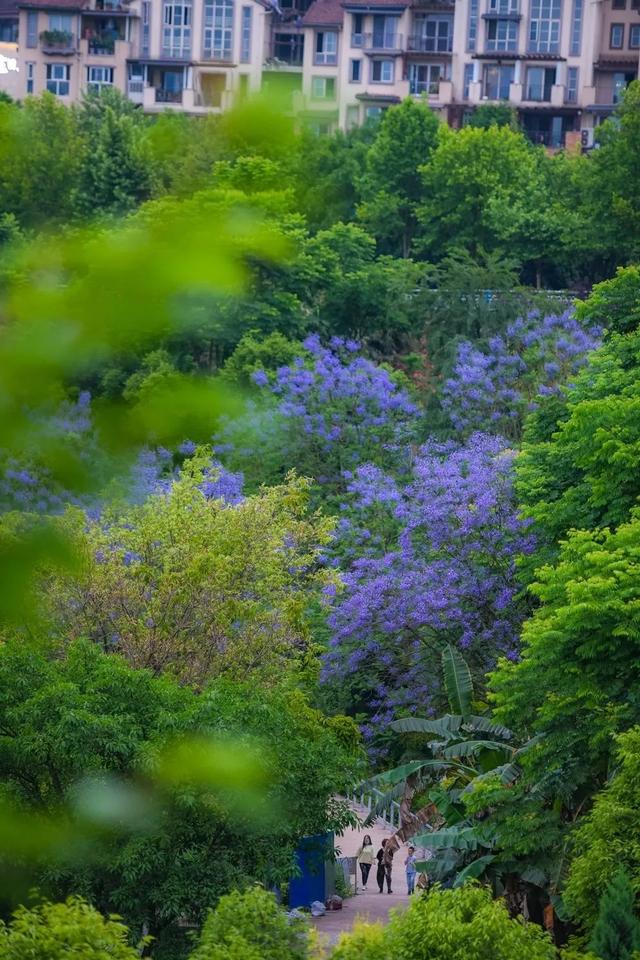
[376,839,387,893]
[383,840,394,893]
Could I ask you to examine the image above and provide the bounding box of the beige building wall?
[0,38,20,96]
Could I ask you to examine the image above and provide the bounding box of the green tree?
[0,898,141,960]
[466,103,519,130]
[220,331,304,389]
[293,126,373,232]
[588,869,640,960]
[358,98,440,257]
[565,730,640,929]
[575,266,640,336]
[42,460,337,686]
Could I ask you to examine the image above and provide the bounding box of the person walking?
[383,840,394,894]
[405,845,417,895]
[376,839,387,893]
[356,834,375,891]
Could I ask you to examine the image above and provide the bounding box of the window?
[566,65,578,102]
[413,15,453,52]
[372,14,399,49]
[371,58,393,82]
[483,63,514,99]
[467,0,478,50]
[240,5,251,61]
[610,23,624,48]
[630,23,640,47]
[486,18,518,50]
[162,0,191,57]
[463,61,474,98]
[142,0,150,56]
[489,0,518,12]
[311,75,335,99]
[87,65,114,90]
[274,33,303,63]
[203,0,232,59]
[409,62,442,95]
[569,0,582,54]
[0,19,18,41]
[26,61,34,94]
[346,104,359,128]
[351,12,363,46]
[365,105,383,119]
[46,62,69,95]
[315,30,337,64]
[526,65,555,100]
[612,70,631,101]
[26,10,37,47]
[349,58,361,82]
[48,13,72,32]
[612,0,626,8]
[529,0,561,53]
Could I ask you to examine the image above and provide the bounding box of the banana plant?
[361,644,535,888]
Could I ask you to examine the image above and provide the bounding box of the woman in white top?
[356,834,375,890]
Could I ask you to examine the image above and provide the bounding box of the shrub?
[190,887,310,960]
[588,869,640,960]
[575,266,640,336]
[329,921,387,960]
[0,897,140,959]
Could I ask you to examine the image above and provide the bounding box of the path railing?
[349,787,401,832]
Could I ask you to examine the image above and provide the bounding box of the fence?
[349,787,402,831]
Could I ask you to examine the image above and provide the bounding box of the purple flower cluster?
[442,311,601,439]
[246,335,420,489]
[323,433,535,748]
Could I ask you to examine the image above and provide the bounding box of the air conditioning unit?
[581,128,593,148]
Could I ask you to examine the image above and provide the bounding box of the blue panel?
[289,832,334,909]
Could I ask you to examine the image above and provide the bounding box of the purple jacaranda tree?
[323,433,536,751]
[220,335,420,497]
[441,310,601,441]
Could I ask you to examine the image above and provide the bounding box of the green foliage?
[331,884,555,960]
[566,730,640,929]
[0,897,141,960]
[466,104,519,130]
[588,869,640,960]
[191,887,310,960]
[575,266,640,336]
[220,332,304,389]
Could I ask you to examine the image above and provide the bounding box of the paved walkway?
[311,803,413,945]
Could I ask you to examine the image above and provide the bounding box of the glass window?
[26,61,35,94]
[569,0,582,54]
[413,15,453,52]
[351,12,363,46]
[46,62,69,95]
[26,10,38,47]
[610,23,624,48]
[315,30,337,64]
[529,0,561,53]
[629,23,640,47]
[483,63,514,99]
[467,0,478,51]
[371,58,393,82]
[349,58,361,82]
[0,19,18,41]
[612,0,626,8]
[409,62,442,95]
[162,0,191,57]
[48,13,73,32]
[463,61,474,98]
[372,14,399,48]
[142,1,150,56]
[489,0,518,12]
[240,5,251,61]
[526,65,555,100]
[365,105,383,119]
[87,65,114,90]
[486,18,518,50]
[311,75,335,98]
[203,0,232,59]
[566,65,578,102]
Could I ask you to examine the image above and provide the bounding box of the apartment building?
[1,0,638,142]
[299,0,640,143]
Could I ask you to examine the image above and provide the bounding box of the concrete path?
[311,803,413,946]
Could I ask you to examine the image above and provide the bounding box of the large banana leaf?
[442,644,473,719]
[441,739,512,760]
[462,762,520,790]
[413,825,493,852]
[390,714,463,739]
[466,715,512,739]
[452,854,496,887]
[362,758,453,791]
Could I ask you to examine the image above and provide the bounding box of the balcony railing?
[314,50,337,64]
[357,31,404,50]
[525,83,552,101]
[407,33,452,52]
[128,78,144,94]
[39,30,76,53]
[87,36,118,54]
[483,83,512,100]
[524,129,565,148]
[409,79,440,95]
[594,81,629,104]
[155,88,183,103]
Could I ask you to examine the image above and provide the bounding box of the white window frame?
[87,65,114,90]
[26,61,35,93]
[409,61,443,95]
[46,62,70,95]
[528,0,561,53]
[203,0,233,60]
[311,75,335,99]
[240,5,252,62]
[371,58,393,83]
[48,13,73,32]
[314,30,337,64]
[162,0,192,57]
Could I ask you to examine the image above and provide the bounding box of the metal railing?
[410,78,442,95]
[87,36,119,54]
[407,33,452,52]
[40,31,76,53]
[128,78,144,94]
[357,31,404,50]
[155,88,183,103]
[349,788,401,832]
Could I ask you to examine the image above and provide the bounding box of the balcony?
[358,31,404,52]
[155,88,182,103]
[593,80,630,105]
[525,82,552,102]
[39,29,76,53]
[407,33,452,52]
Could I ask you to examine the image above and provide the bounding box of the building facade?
[0,0,638,146]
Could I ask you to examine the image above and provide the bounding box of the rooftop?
[302,0,343,26]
